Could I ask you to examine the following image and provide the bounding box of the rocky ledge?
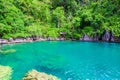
[0,37,65,44]
[80,30,120,42]
[0,30,120,44]
[22,70,60,80]
[0,65,12,80]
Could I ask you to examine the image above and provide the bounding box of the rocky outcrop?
[0,37,66,44]
[102,30,110,41]
[93,33,99,41]
[22,70,60,80]
[79,30,116,42]
[102,30,114,42]
[0,65,12,80]
[0,30,118,44]
[0,39,8,44]
[80,33,92,41]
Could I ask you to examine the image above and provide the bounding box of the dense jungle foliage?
[0,0,120,39]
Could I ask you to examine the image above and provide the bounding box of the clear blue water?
[0,41,120,80]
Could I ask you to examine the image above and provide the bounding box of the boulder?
[8,38,14,42]
[82,33,92,41]
[0,65,12,80]
[22,70,60,80]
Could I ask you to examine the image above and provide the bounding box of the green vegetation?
[0,0,120,39]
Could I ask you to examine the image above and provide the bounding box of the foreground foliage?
[0,0,120,39]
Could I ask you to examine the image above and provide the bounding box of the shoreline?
[0,37,120,45]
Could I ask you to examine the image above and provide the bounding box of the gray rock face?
[102,30,114,42]
[0,39,8,44]
[14,38,25,43]
[102,30,110,41]
[82,34,92,41]
[110,31,114,42]
[93,34,99,41]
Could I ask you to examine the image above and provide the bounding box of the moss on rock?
[23,70,60,80]
[0,65,12,80]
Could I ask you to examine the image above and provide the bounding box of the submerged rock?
[0,65,12,80]
[0,49,16,54]
[23,70,60,80]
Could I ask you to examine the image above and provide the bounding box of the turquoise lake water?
[0,41,120,80]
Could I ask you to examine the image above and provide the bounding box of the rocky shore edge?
[0,30,120,44]
[0,37,66,44]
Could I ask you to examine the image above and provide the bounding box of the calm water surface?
[0,41,120,80]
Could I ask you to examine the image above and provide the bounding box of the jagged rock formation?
[79,30,115,42]
[22,70,60,80]
[82,33,92,41]
[102,30,114,42]
[102,30,110,41]
[0,65,12,80]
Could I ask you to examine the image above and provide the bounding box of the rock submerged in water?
[23,70,60,80]
[0,65,12,80]
[0,49,16,54]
